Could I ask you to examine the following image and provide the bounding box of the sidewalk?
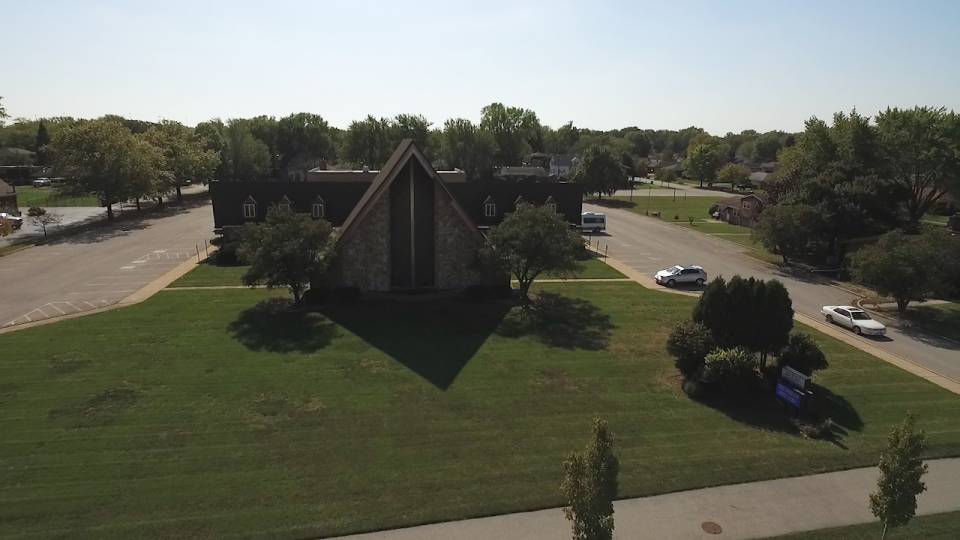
[337,458,960,540]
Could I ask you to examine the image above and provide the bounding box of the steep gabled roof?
[336,139,482,244]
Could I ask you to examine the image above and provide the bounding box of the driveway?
[0,200,214,328]
[585,203,960,383]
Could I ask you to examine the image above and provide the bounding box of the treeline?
[0,97,795,186]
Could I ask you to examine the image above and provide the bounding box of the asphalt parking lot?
[0,201,214,328]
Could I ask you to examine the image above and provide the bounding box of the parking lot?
[0,202,213,328]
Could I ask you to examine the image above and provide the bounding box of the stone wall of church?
[434,186,497,289]
[332,194,391,291]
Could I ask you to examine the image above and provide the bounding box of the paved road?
[615,180,728,198]
[338,457,960,539]
[0,201,214,327]
[0,207,105,248]
[585,203,960,383]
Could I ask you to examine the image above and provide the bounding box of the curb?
[855,298,960,348]
[0,248,216,336]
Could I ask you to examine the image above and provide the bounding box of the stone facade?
[434,184,492,289]
[332,195,391,290]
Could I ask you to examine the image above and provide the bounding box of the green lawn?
[14,186,100,207]
[2,282,960,538]
[170,257,626,288]
[595,196,782,263]
[768,511,960,539]
[903,302,960,342]
[923,214,949,225]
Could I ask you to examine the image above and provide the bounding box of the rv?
[580,211,606,233]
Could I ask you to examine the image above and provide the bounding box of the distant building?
[0,179,18,215]
[211,140,582,292]
[527,153,575,178]
[711,193,769,226]
[495,166,549,182]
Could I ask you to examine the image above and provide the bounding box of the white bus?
[580,211,606,233]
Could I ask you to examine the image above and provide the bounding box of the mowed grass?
[169,256,625,288]
[14,186,100,207]
[768,510,960,539]
[2,283,960,538]
[903,302,960,342]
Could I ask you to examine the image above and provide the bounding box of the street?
[0,201,214,327]
[585,203,960,383]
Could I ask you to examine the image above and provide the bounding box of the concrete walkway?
[337,458,960,540]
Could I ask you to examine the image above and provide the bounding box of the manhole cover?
[701,521,723,534]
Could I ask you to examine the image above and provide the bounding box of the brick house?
[711,193,769,226]
[210,140,583,292]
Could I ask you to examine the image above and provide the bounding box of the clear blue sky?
[3,0,959,134]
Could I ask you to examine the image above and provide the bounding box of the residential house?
[210,140,583,292]
[711,193,769,226]
[0,179,18,215]
[495,166,549,182]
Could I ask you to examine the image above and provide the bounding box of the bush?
[701,347,759,396]
[777,333,828,375]
[666,321,714,379]
[795,417,835,440]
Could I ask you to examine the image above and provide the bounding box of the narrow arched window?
[278,195,292,212]
[483,195,496,218]
[544,195,557,214]
[243,196,257,219]
[312,196,325,219]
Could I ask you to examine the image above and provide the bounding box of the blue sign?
[776,383,803,408]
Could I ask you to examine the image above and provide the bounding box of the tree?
[870,414,928,540]
[276,112,335,171]
[755,280,794,368]
[684,143,722,187]
[480,102,541,166]
[755,204,822,264]
[392,113,431,151]
[561,418,619,540]
[876,107,960,230]
[35,121,50,165]
[237,206,336,305]
[545,121,581,154]
[850,230,942,313]
[223,120,271,181]
[654,167,677,184]
[666,321,714,379]
[343,115,394,167]
[440,118,495,180]
[776,333,828,375]
[144,121,220,201]
[482,204,583,301]
[0,96,8,126]
[49,118,158,221]
[716,163,750,186]
[573,145,627,198]
[26,206,62,238]
[692,276,731,344]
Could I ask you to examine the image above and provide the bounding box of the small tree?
[654,167,677,184]
[482,204,583,301]
[755,204,822,264]
[27,206,63,238]
[573,145,628,198]
[561,418,619,540]
[776,333,828,375]
[666,321,714,379]
[692,276,731,345]
[851,230,940,313]
[237,206,335,305]
[869,414,928,540]
[683,143,722,188]
[717,163,750,186]
[701,347,758,395]
[755,280,794,368]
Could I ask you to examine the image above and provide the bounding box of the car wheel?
[695,278,705,286]
[854,326,862,335]
[666,279,675,288]
[826,315,833,324]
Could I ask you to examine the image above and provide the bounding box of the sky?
[3,0,959,134]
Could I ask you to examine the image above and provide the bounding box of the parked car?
[32,178,51,187]
[820,305,886,336]
[655,265,707,287]
[0,212,24,230]
[580,211,606,233]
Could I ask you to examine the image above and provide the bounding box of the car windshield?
[851,311,871,320]
[670,266,683,274]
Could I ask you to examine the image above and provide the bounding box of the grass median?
[14,186,100,207]
[2,281,959,538]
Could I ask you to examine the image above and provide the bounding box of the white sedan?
[821,305,886,336]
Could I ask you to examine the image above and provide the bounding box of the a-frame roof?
[336,139,483,244]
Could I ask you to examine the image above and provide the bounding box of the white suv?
[655,265,707,287]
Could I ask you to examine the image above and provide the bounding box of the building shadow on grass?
[496,292,614,350]
[320,298,511,390]
[584,198,636,209]
[228,298,339,353]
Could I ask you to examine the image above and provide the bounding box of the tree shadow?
[496,292,614,350]
[228,298,339,353]
[584,198,636,209]
[321,297,511,390]
[44,197,208,246]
